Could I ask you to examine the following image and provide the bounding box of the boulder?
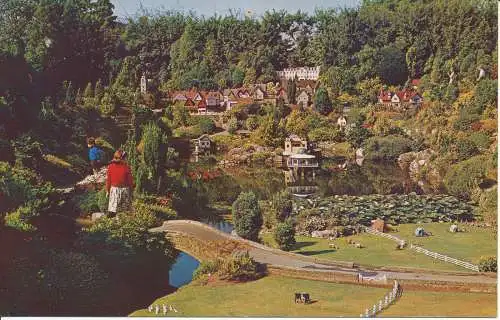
[355,148,364,159]
[311,229,335,238]
[91,212,106,221]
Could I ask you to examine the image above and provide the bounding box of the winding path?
[151,220,496,291]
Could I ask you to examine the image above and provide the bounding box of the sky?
[110,0,360,19]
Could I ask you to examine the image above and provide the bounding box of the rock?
[91,212,105,221]
[311,229,335,238]
[355,148,364,159]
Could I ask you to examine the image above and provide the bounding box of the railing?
[287,161,319,168]
[409,244,479,272]
[361,280,402,318]
[364,227,479,272]
[364,227,405,244]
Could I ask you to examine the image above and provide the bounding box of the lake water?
[168,220,234,288]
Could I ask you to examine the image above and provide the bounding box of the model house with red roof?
[378,88,423,110]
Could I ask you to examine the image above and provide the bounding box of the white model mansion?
[277,66,321,81]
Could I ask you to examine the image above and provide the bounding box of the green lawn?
[389,223,497,263]
[130,276,496,317]
[261,223,496,272]
[381,290,497,317]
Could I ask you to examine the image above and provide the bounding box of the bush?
[308,127,342,142]
[193,260,221,280]
[227,117,239,134]
[345,125,372,148]
[363,135,414,160]
[75,191,100,214]
[453,110,480,131]
[84,204,177,258]
[468,132,491,150]
[198,117,216,134]
[274,219,296,251]
[444,155,488,199]
[478,256,497,272]
[456,137,479,161]
[271,190,293,222]
[193,251,263,282]
[0,162,55,225]
[232,192,263,241]
[245,116,259,131]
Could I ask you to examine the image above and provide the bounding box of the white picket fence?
[360,280,402,318]
[364,227,479,272]
[364,227,405,244]
[409,244,479,272]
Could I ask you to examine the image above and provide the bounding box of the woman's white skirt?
[108,186,132,213]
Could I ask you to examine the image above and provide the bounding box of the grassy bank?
[261,223,496,272]
[130,276,496,317]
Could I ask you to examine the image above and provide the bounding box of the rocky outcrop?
[75,167,107,191]
[397,149,443,192]
[219,145,280,167]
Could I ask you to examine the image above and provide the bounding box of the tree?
[139,121,168,194]
[346,124,372,149]
[99,92,114,116]
[83,82,95,109]
[227,117,239,134]
[232,191,263,241]
[314,87,333,115]
[274,219,296,251]
[286,78,297,104]
[271,190,293,222]
[231,67,245,87]
[94,79,104,102]
[64,81,75,105]
[198,117,216,134]
[375,46,408,85]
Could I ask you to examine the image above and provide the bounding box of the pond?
[168,219,234,289]
[200,159,420,205]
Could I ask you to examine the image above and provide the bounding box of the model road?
[151,220,496,286]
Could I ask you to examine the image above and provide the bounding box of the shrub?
[308,127,342,142]
[133,199,177,221]
[468,132,491,150]
[11,134,44,169]
[453,111,480,131]
[304,215,328,234]
[455,137,479,161]
[0,162,54,224]
[198,117,216,134]
[4,207,37,231]
[245,116,259,131]
[193,260,221,280]
[478,256,497,272]
[75,191,100,213]
[227,117,239,134]
[444,155,488,199]
[232,192,263,241]
[84,205,177,258]
[345,125,372,148]
[363,135,413,160]
[193,252,263,282]
[274,219,296,251]
[271,190,293,222]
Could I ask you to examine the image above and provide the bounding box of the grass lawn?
[381,290,497,317]
[130,276,496,317]
[261,222,496,272]
[388,223,497,264]
[262,232,468,272]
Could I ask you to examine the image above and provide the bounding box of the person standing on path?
[106,150,134,216]
[87,137,104,175]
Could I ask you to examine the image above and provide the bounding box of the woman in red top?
[106,150,135,215]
